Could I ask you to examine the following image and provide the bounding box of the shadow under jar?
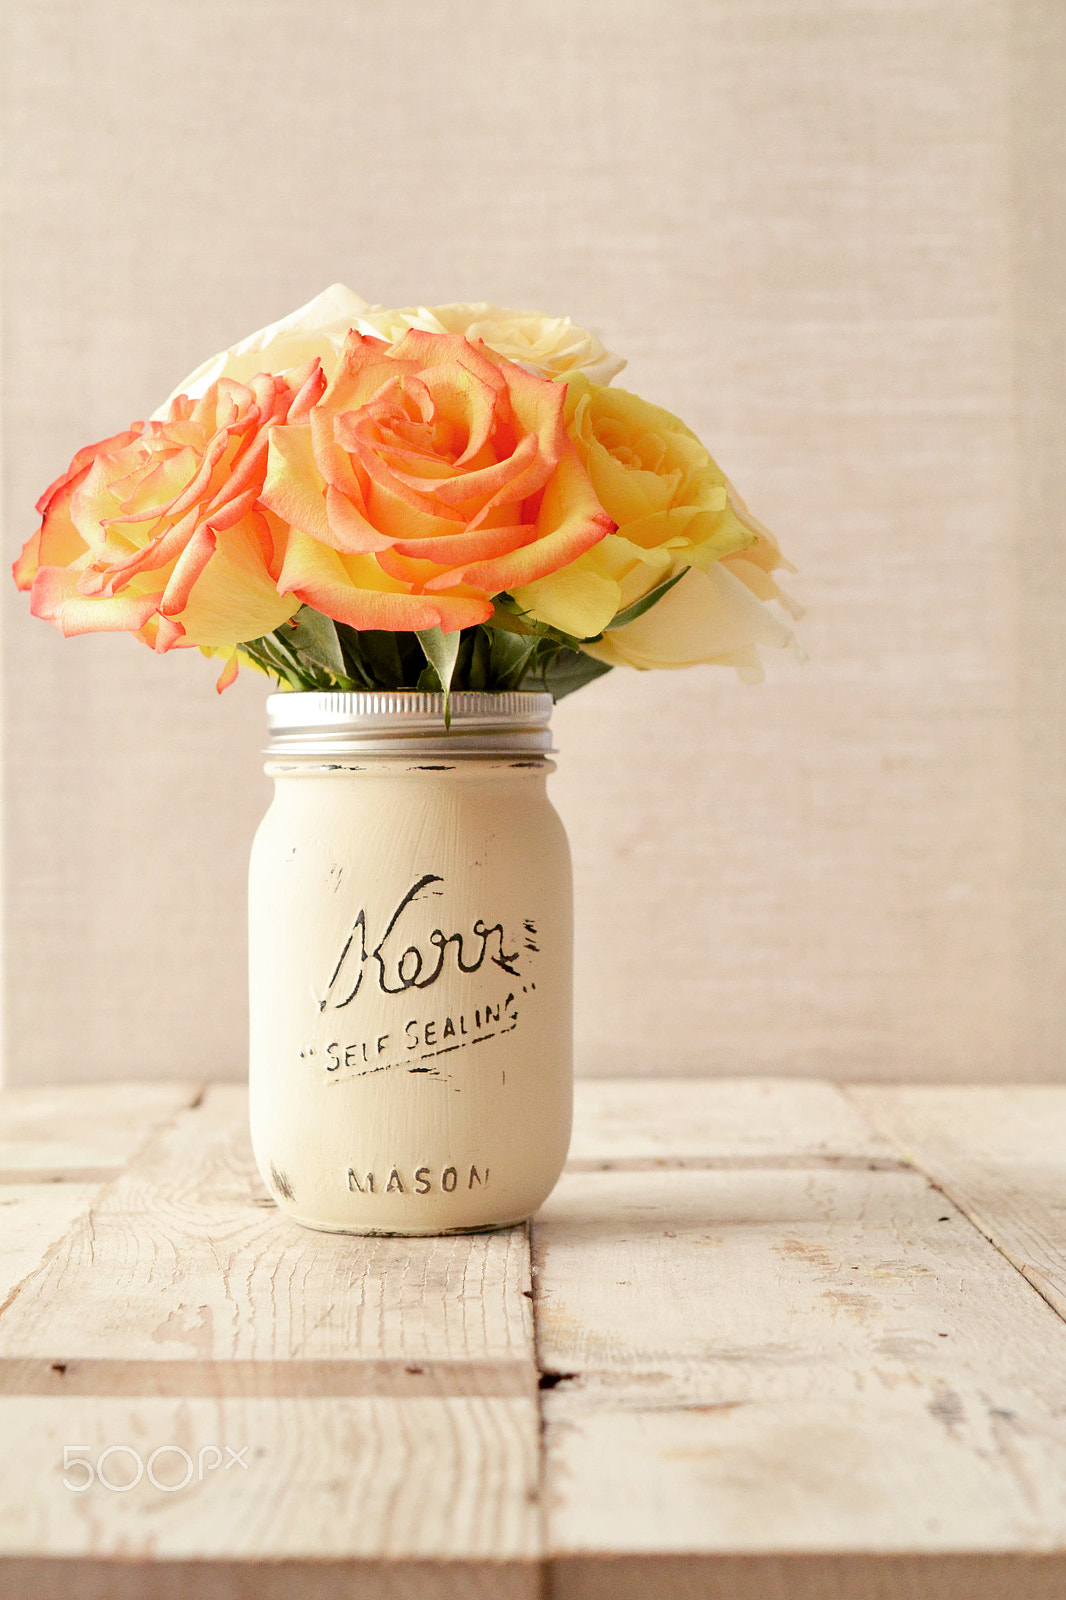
[248,690,573,1234]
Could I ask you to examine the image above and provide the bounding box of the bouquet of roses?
[14,285,798,700]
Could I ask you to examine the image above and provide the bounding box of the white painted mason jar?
[248,690,572,1234]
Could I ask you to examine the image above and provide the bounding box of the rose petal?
[160,524,218,616]
[261,425,332,543]
[215,650,241,692]
[30,567,160,637]
[427,444,613,597]
[276,530,491,632]
[585,563,798,672]
[391,519,540,566]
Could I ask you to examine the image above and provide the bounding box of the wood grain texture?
[848,1085,1066,1319]
[535,1087,1066,1595]
[0,1084,535,1376]
[0,1082,542,1592]
[5,1077,1066,1598]
[0,1082,201,1314]
[0,1083,202,1180]
[568,1077,896,1166]
[0,1185,102,1312]
[0,1395,539,1562]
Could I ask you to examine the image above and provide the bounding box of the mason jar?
[248,690,572,1234]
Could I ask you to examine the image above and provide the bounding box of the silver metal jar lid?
[265,690,555,757]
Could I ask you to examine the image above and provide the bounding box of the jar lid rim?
[265,690,555,754]
[267,688,553,729]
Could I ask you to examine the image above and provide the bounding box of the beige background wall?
[2,0,1063,1086]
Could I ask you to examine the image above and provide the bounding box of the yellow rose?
[510,374,797,672]
[352,302,625,385]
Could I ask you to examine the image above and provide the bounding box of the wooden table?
[1,1079,1066,1599]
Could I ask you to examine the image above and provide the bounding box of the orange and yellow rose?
[14,368,327,684]
[259,328,614,632]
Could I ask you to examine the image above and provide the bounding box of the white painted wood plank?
[0,1395,539,1567]
[0,1084,535,1380]
[568,1077,896,1167]
[0,1082,201,1179]
[0,1184,102,1310]
[0,1082,543,1590]
[848,1085,1066,1321]
[0,1083,202,1329]
[534,1164,1066,1569]
[12,1079,1066,1597]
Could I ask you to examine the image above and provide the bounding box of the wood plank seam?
[527,1220,557,1598]
[840,1084,1066,1332]
[0,1356,537,1398]
[0,1083,208,1187]
[565,1155,912,1174]
[0,1082,207,1330]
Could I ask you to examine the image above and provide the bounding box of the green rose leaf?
[416,625,463,725]
[284,607,351,681]
[537,646,614,700]
[487,627,540,690]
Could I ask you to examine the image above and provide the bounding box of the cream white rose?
[157,284,373,414]
[584,561,802,682]
[352,301,625,385]
[157,287,625,420]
